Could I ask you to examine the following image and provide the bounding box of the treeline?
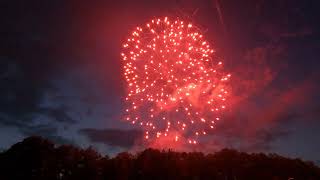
[0,136,319,180]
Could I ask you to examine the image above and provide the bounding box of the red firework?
[121,17,230,144]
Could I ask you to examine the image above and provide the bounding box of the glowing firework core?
[121,17,230,144]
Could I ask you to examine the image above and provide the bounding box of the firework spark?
[121,17,230,144]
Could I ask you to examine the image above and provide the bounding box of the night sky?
[1,0,320,163]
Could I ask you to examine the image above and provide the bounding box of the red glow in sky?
[121,17,231,144]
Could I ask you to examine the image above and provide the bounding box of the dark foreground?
[0,136,319,180]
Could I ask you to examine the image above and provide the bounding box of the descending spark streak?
[121,17,230,144]
[214,0,227,34]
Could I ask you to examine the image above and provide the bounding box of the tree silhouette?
[0,136,319,180]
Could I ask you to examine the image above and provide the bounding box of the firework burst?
[121,17,230,144]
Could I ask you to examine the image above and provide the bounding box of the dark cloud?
[1,121,73,145]
[244,129,291,151]
[20,124,57,136]
[0,57,76,143]
[79,128,143,148]
[37,107,76,124]
[0,1,84,138]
